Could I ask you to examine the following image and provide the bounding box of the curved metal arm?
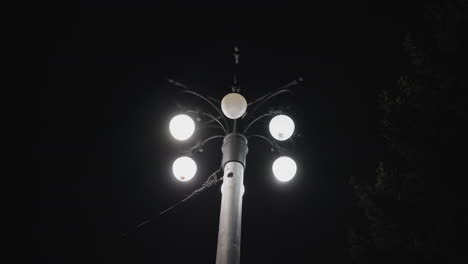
[168,79,230,131]
[168,79,189,89]
[168,79,220,104]
[247,77,303,116]
[181,90,230,130]
[248,89,293,117]
[200,113,227,134]
[247,134,288,154]
[242,111,280,134]
[248,88,290,107]
[187,111,228,134]
[208,96,220,104]
[200,114,225,126]
[184,135,225,156]
[196,124,226,134]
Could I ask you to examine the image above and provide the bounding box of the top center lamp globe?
[221,93,247,119]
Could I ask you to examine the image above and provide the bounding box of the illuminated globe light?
[272,156,297,182]
[269,114,295,141]
[221,93,247,119]
[169,114,195,141]
[172,156,197,182]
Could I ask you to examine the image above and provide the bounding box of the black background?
[41,1,417,263]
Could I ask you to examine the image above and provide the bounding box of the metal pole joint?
[221,133,248,168]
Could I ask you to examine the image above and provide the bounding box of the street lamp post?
[216,133,248,264]
[167,47,302,264]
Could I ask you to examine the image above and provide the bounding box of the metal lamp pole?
[216,133,248,264]
[166,46,301,264]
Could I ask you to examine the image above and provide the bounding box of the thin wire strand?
[127,168,224,235]
[159,168,223,215]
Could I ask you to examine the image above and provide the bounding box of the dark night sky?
[41,1,417,263]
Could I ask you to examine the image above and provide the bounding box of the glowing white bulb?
[221,93,247,119]
[272,156,297,182]
[169,114,195,141]
[172,156,197,182]
[269,115,295,141]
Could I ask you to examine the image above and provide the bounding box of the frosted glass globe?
[169,114,195,141]
[272,156,297,182]
[221,93,247,119]
[269,115,295,141]
[172,156,197,182]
